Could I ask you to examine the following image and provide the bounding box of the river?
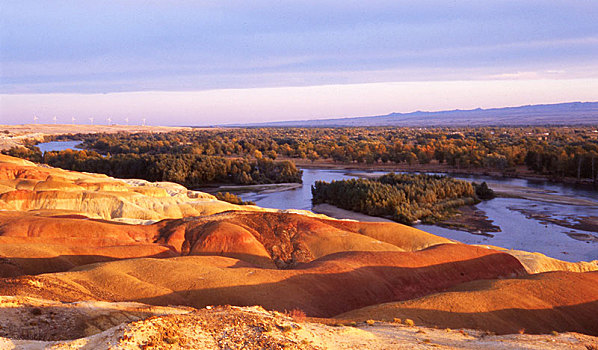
[37,141,598,262]
[234,168,598,263]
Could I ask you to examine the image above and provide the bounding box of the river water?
[37,140,82,153]
[237,168,598,262]
[37,141,598,262]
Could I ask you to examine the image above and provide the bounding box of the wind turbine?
[124,117,129,126]
[33,115,39,124]
[142,118,146,126]
[52,116,57,124]
[71,116,76,124]
[89,117,94,125]
[107,117,112,125]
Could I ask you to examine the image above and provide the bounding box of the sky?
[1,1,597,125]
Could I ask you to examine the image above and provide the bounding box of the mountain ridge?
[231,101,598,127]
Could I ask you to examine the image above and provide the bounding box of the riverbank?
[491,183,598,206]
[312,204,395,223]
[201,183,303,194]
[313,203,500,235]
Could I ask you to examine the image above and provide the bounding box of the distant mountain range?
[233,101,598,127]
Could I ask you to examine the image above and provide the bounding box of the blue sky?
[1,1,597,125]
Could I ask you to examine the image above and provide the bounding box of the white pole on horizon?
[124,117,129,126]
[142,118,146,126]
[33,115,38,124]
[71,116,76,124]
[89,117,94,125]
[52,116,57,124]
[107,117,112,125]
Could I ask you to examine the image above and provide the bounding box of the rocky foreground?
[2,300,597,350]
[0,154,597,349]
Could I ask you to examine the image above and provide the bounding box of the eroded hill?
[0,153,597,347]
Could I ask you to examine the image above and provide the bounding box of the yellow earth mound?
[481,246,598,274]
[0,154,253,220]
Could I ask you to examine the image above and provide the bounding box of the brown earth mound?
[0,244,526,318]
[337,271,598,335]
[0,209,452,275]
[0,162,49,181]
[0,211,173,276]
[155,211,450,269]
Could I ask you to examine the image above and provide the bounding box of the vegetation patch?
[312,173,489,225]
[214,192,255,205]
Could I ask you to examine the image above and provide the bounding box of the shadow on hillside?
[336,300,598,336]
[125,252,526,317]
[0,249,178,277]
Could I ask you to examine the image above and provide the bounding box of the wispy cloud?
[1,1,597,123]
[2,1,597,94]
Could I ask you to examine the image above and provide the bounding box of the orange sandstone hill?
[0,153,597,346]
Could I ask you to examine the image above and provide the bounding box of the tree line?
[46,126,598,182]
[2,147,302,187]
[5,126,598,187]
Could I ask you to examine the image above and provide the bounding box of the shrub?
[214,192,255,205]
[473,181,496,200]
[284,308,306,322]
